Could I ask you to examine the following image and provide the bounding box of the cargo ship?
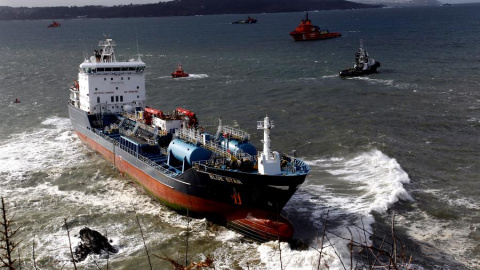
[289,13,341,41]
[68,38,310,241]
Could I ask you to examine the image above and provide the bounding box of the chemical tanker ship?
[68,38,310,241]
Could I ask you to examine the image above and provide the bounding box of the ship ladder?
[132,122,141,135]
[95,113,104,128]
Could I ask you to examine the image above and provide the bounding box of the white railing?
[222,126,250,141]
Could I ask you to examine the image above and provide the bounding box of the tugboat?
[47,21,61,28]
[289,13,341,41]
[171,63,189,78]
[339,40,380,77]
[232,16,257,24]
[68,37,310,242]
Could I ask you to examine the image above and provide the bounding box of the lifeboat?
[289,13,341,41]
[171,63,189,78]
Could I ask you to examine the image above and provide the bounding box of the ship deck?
[99,128,185,175]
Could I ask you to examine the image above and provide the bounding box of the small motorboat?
[171,63,189,78]
[13,98,20,103]
[339,40,380,77]
[232,16,257,24]
[289,13,341,41]
[47,21,61,28]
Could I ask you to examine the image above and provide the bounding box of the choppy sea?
[1,4,480,269]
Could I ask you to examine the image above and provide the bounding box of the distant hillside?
[351,0,441,6]
[0,0,383,20]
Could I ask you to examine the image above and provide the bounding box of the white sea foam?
[310,149,413,214]
[322,74,339,78]
[186,74,209,79]
[348,76,394,86]
[257,241,337,270]
[0,117,85,183]
[281,149,413,269]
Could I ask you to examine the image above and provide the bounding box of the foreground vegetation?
[1,196,417,270]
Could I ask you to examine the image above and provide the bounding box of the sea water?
[0,4,479,269]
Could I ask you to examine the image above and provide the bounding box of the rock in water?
[74,227,118,262]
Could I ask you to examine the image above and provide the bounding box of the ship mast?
[257,116,281,175]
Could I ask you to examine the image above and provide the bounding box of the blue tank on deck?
[221,140,257,156]
[167,139,211,165]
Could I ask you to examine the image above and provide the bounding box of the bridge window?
[116,96,119,102]
[120,96,123,102]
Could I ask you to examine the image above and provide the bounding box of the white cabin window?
[97,97,100,103]
[115,96,119,102]
[111,96,114,102]
[104,78,106,81]
[120,96,123,102]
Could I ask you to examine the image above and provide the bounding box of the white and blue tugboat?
[340,39,381,77]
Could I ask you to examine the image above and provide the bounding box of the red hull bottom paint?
[76,131,294,241]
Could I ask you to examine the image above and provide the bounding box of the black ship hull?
[340,61,381,77]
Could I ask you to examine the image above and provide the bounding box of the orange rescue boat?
[289,13,341,41]
[171,63,189,78]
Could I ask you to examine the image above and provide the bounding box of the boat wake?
[185,73,209,79]
[346,76,418,90]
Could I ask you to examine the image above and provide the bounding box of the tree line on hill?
[0,0,382,20]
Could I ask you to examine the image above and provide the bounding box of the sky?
[0,0,478,7]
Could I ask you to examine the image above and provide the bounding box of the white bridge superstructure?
[70,38,146,114]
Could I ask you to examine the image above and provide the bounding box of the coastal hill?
[0,0,383,20]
